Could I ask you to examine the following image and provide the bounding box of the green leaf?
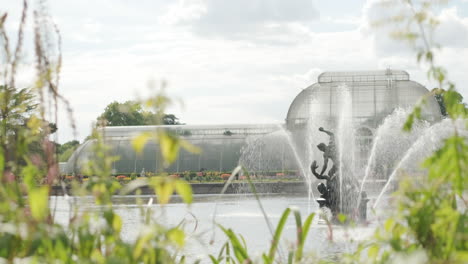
[22,163,40,190]
[150,177,174,204]
[217,242,229,262]
[29,186,49,221]
[167,228,185,247]
[337,214,347,224]
[384,219,395,232]
[113,214,123,233]
[208,255,219,264]
[132,132,152,154]
[179,139,201,154]
[268,208,290,263]
[292,208,311,262]
[174,180,193,204]
[300,213,315,253]
[159,132,180,166]
[368,244,380,259]
[133,232,153,259]
[0,148,4,174]
[219,225,249,263]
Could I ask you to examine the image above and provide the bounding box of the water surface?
[50,194,382,262]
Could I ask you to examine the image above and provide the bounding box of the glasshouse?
[64,124,285,175]
[64,69,442,176]
[285,69,442,174]
[286,69,441,129]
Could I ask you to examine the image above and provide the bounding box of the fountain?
[238,70,462,224]
[64,70,457,228]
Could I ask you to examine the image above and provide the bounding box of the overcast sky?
[2,0,468,143]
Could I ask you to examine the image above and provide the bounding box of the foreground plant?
[0,2,195,263]
[345,1,468,263]
[210,207,316,264]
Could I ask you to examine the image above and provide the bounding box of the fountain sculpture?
[311,127,369,222]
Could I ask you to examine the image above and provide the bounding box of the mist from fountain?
[356,108,431,208]
[238,126,316,203]
[373,118,467,209]
[281,129,316,210]
[335,85,356,214]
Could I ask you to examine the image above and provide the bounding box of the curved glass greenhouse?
[64,124,283,175]
[286,69,441,129]
[285,69,442,179]
[64,70,442,176]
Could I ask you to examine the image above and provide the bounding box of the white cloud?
[377,56,418,71]
[363,1,468,54]
[5,0,468,144]
[362,0,468,99]
[160,0,206,25]
[435,7,468,48]
[164,0,319,43]
[272,68,323,90]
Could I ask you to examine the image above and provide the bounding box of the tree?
[57,140,80,162]
[0,85,36,166]
[97,100,181,126]
[97,101,145,126]
[162,114,181,125]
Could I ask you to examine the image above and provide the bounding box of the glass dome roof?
[286,69,441,129]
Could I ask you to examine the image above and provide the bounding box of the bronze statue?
[316,127,338,177]
[311,127,368,222]
[311,160,339,214]
[311,127,341,215]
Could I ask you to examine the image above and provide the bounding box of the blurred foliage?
[345,1,468,263]
[0,2,196,263]
[97,100,182,126]
[1,0,467,263]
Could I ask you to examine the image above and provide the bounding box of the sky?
[2,0,468,143]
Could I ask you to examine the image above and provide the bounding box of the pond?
[50,194,385,262]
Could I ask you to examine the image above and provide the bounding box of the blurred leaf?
[174,180,193,204]
[159,132,180,166]
[268,208,290,263]
[132,132,152,154]
[150,177,174,204]
[208,255,219,264]
[179,139,201,154]
[337,214,347,224]
[26,114,42,135]
[22,162,40,190]
[385,219,395,233]
[0,149,4,174]
[29,186,49,221]
[113,214,123,233]
[167,228,185,247]
[368,244,380,259]
[300,213,315,249]
[133,232,153,259]
[219,225,250,263]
